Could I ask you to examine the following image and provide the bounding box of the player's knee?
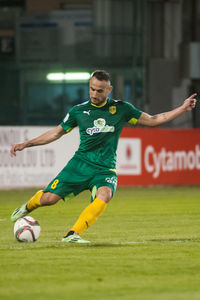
[96,186,112,203]
[40,192,61,206]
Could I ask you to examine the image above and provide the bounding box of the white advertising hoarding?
[0,126,80,189]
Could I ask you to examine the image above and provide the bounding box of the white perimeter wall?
[0,126,80,189]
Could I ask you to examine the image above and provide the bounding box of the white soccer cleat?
[11,204,29,222]
[61,232,91,244]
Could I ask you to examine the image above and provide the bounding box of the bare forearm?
[149,106,185,126]
[24,129,62,148]
[10,125,66,156]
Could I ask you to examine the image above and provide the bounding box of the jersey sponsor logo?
[109,106,116,114]
[86,118,115,136]
[83,110,90,115]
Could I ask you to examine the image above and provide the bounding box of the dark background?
[0,0,199,127]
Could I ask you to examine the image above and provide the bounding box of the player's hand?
[10,143,25,157]
[182,93,197,112]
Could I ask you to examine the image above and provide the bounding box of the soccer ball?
[14,216,40,242]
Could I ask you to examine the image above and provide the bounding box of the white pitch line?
[0,218,7,221]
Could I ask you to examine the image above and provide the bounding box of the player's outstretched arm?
[138,93,197,127]
[10,125,66,157]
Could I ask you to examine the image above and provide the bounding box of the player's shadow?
[82,237,200,247]
[59,241,146,248]
[84,241,146,247]
[147,237,200,243]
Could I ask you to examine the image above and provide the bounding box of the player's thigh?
[89,171,118,202]
[43,158,91,200]
[43,178,86,201]
[40,192,62,206]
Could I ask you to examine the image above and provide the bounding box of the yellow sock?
[71,198,107,235]
[26,190,43,212]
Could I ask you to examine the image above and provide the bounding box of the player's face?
[89,77,113,106]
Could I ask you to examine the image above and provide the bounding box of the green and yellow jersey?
[60,98,142,169]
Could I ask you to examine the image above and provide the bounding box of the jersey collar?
[90,99,109,108]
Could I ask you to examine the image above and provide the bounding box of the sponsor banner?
[117,128,200,185]
[0,126,79,189]
[1,127,200,188]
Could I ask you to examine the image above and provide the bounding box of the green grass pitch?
[1,186,200,300]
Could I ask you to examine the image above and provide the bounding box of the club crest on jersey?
[109,106,116,114]
[86,118,115,136]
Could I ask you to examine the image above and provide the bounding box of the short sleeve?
[123,102,143,125]
[60,107,77,132]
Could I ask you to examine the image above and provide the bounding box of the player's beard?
[91,96,107,106]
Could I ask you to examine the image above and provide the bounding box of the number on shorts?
[51,179,59,189]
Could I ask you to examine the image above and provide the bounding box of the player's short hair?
[91,70,111,84]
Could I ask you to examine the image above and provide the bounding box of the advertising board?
[0,127,199,188]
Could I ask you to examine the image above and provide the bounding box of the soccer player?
[10,70,197,243]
